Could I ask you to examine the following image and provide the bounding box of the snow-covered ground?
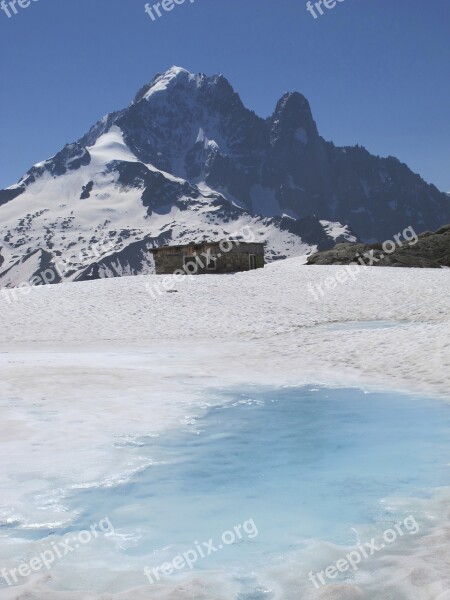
[0,258,449,599]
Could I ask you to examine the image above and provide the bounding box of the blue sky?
[0,0,449,191]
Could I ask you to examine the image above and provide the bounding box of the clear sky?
[0,0,449,191]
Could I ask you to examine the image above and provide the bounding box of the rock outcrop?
[307,224,450,268]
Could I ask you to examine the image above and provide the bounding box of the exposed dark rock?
[2,67,449,288]
[80,181,94,199]
[8,66,443,244]
[307,224,450,268]
[0,186,25,207]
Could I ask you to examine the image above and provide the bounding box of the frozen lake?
[2,385,449,597]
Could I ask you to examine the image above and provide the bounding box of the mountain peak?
[166,65,190,76]
[1,64,449,291]
[270,91,318,143]
[132,67,239,107]
[273,91,315,123]
[133,66,199,104]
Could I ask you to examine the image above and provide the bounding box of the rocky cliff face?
[1,66,448,287]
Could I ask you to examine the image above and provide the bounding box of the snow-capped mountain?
[1,66,448,288]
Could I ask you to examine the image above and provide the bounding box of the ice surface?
[10,386,450,548]
[0,259,449,598]
[1,386,450,599]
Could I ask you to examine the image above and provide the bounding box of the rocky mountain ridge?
[1,66,448,288]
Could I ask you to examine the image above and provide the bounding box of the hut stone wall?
[151,241,265,275]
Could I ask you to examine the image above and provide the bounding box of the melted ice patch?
[1,386,449,599]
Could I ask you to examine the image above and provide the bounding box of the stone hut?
[150,240,265,275]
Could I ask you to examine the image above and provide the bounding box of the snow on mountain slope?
[0,118,337,287]
[88,126,140,164]
[319,219,358,242]
[1,66,449,289]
